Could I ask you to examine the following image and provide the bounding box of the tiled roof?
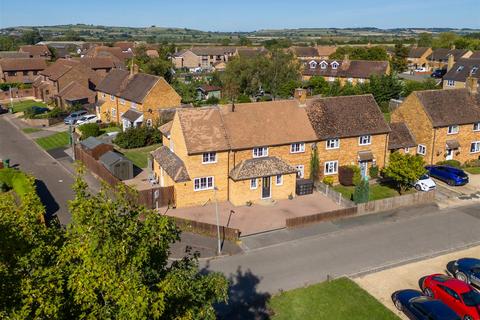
[302,59,389,79]
[0,58,47,71]
[79,57,120,69]
[146,49,159,58]
[121,109,143,122]
[415,89,480,127]
[159,121,173,136]
[315,46,337,57]
[229,157,297,181]
[236,47,267,59]
[428,48,469,61]
[113,41,134,51]
[408,47,430,59]
[388,122,417,150]
[151,146,190,182]
[39,59,79,79]
[57,81,95,101]
[83,46,129,62]
[307,94,391,140]
[0,51,30,59]
[19,45,51,57]
[198,85,222,92]
[175,46,236,57]
[471,51,480,59]
[443,58,480,82]
[291,46,319,57]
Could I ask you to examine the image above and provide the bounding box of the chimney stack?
[447,54,455,72]
[466,76,478,95]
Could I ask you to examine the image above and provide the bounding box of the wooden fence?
[286,207,358,228]
[357,190,436,214]
[74,145,120,186]
[171,216,240,241]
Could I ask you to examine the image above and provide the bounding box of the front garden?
[436,159,480,175]
[11,100,48,113]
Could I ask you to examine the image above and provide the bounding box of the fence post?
[326,184,329,197]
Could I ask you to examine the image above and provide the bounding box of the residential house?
[388,122,418,154]
[306,94,391,181]
[0,58,47,83]
[96,69,181,129]
[19,45,51,59]
[0,51,30,59]
[79,57,124,76]
[172,47,236,70]
[82,45,132,63]
[391,86,480,165]
[146,49,159,58]
[302,56,390,84]
[315,46,338,59]
[152,100,318,208]
[234,47,267,59]
[443,58,480,89]
[196,85,222,101]
[471,51,480,60]
[427,47,473,71]
[407,46,432,70]
[114,41,135,53]
[289,46,337,61]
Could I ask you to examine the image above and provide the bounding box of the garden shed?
[99,151,133,181]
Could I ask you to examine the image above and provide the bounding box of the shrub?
[369,165,379,179]
[322,176,334,186]
[35,107,66,119]
[237,94,251,103]
[353,178,369,204]
[114,126,162,149]
[338,165,361,186]
[464,159,480,168]
[78,123,101,140]
[436,160,461,168]
[205,96,220,105]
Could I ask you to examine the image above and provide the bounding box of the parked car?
[75,114,99,126]
[420,274,480,320]
[415,67,428,73]
[447,258,480,289]
[425,165,469,186]
[431,69,447,78]
[64,110,88,125]
[28,106,50,115]
[392,289,460,320]
[0,105,8,114]
[414,174,436,192]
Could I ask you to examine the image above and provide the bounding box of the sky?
[1,0,479,31]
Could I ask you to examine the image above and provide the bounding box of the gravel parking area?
[354,246,480,319]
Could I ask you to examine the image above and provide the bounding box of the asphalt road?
[0,115,74,224]
[207,203,480,299]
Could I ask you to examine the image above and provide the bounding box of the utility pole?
[8,86,14,113]
[214,187,221,255]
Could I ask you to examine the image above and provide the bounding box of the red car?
[420,274,480,320]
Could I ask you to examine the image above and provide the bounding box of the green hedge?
[436,160,461,168]
[114,126,162,149]
[78,123,101,140]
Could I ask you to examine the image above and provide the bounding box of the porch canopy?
[446,139,460,150]
[229,156,297,181]
[358,150,374,162]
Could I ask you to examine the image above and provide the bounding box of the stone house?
[19,45,51,59]
[0,58,47,83]
[152,100,318,208]
[306,94,391,182]
[443,58,480,90]
[427,47,473,71]
[96,69,181,129]
[391,85,480,165]
[172,47,236,70]
[407,46,432,70]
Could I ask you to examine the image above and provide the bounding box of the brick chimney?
[447,54,455,72]
[466,76,478,95]
[294,88,307,106]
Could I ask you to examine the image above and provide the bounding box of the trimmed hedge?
[114,126,162,149]
[78,123,101,140]
[339,165,361,186]
[436,160,461,168]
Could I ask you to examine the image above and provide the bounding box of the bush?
[338,165,361,186]
[35,107,66,119]
[322,176,334,186]
[369,165,379,179]
[78,123,101,140]
[436,160,461,168]
[205,96,220,105]
[114,126,162,149]
[464,159,480,168]
[353,178,369,204]
[237,94,252,103]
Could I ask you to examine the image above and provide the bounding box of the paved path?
[0,114,74,224]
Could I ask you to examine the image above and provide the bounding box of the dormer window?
[472,67,479,74]
[331,61,339,69]
[309,60,317,69]
[320,61,328,69]
[456,66,464,72]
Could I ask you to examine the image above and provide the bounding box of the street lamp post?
[213,187,221,255]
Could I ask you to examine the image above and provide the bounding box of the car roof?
[459,258,480,269]
[413,298,460,320]
[431,275,472,293]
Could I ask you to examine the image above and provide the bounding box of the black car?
[392,289,460,320]
[447,258,480,289]
[30,106,50,115]
[431,69,447,78]
[0,105,8,114]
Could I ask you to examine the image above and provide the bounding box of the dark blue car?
[425,165,469,186]
[447,258,480,289]
[392,289,460,320]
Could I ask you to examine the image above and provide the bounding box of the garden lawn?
[35,131,70,150]
[123,144,161,168]
[269,277,399,320]
[11,100,47,113]
[333,183,413,201]
[101,126,121,134]
[465,167,480,174]
[22,127,43,134]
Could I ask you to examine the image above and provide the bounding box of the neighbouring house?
[391,85,480,165]
[96,69,181,129]
[306,94,391,181]
[114,41,135,53]
[146,49,159,59]
[0,58,47,83]
[82,45,132,63]
[99,151,134,181]
[196,85,221,101]
[315,45,337,59]
[0,51,30,59]
[388,122,418,154]
[427,47,473,71]
[302,56,390,84]
[79,136,114,160]
[289,46,337,61]
[471,51,480,60]
[152,99,318,208]
[19,45,52,59]
[443,58,480,89]
[407,46,432,70]
[172,47,236,70]
[78,57,124,76]
[234,47,267,59]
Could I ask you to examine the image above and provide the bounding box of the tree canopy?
[383,152,427,194]
[329,46,389,61]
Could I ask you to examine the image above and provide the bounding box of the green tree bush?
[78,123,101,140]
[383,152,427,194]
[353,178,369,204]
[114,126,162,149]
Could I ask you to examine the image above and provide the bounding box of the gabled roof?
[39,59,79,79]
[303,59,389,79]
[83,46,128,62]
[291,46,319,57]
[79,57,120,69]
[198,85,222,93]
[388,122,417,150]
[80,136,104,150]
[57,81,96,101]
[99,151,129,167]
[19,45,51,57]
[315,46,337,57]
[307,94,391,140]
[428,48,470,61]
[0,58,47,71]
[159,121,173,136]
[236,47,267,59]
[151,146,190,182]
[121,109,143,122]
[229,157,297,181]
[175,46,236,57]
[408,47,431,59]
[414,89,480,127]
[443,58,480,82]
[0,51,30,59]
[113,41,134,51]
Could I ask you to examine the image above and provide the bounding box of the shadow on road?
[215,266,272,320]
[35,179,60,222]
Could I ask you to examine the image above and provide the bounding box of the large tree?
[383,152,427,194]
[391,43,409,73]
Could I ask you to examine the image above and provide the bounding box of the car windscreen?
[461,290,480,306]
[420,174,430,180]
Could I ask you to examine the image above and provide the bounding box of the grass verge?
[269,277,399,320]
[22,127,43,134]
[123,144,161,168]
[35,131,70,150]
[11,100,47,113]
[333,182,415,201]
[465,167,480,175]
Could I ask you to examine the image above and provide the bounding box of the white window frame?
[253,147,268,158]
[320,61,328,69]
[110,94,115,101]
[324,160,338,175]
[296,165,305,179]
[447,125,459,135]
[275,174,283,186]
[473,123,480,132]
[471,141,480,154]
[290,142,305,153]
[359,135,371,146]
[146,119,153,127]
[131,102,137,109]
[309,61,317,69]
[193,176,214,191]
[202,152,217,164]
[404,147,410,153]
[446,80,455,87]
[326,138,340,149]
[120,98,125,105]
[331,61,339,69]
[111,108,116,117]
[250,178,257,189]
[417,144,426,155]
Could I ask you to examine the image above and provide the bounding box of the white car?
[414,174,436,192]
[76,114,99,126]
[414,67,427,73]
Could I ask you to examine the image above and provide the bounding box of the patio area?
[163,191,342,236]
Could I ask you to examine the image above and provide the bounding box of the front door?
[446,149,454,160]
[262,176,271,199]
[359,161,368,178]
